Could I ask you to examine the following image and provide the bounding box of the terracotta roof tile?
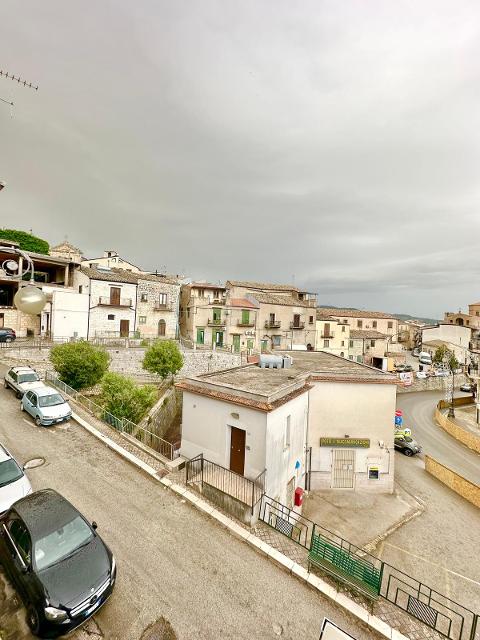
[227,280,300,292]
[316,308,397,320]
[253,292,309,307]
[350,329,388,339]
[229,298,259,309]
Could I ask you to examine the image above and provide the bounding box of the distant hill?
[317,305,438,325]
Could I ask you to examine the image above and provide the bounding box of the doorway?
[158,319,166,336]
[232,334,240,353]
[229,426,246,476]
[110,287,121,306]
[120,319,130,337]
[331,449,355,489]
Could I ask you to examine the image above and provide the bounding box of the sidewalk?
[302,484,424,551]
[449,403,480,437]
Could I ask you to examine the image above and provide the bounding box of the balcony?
[154,302,174,311]
[290,321,305,330]
[98,296,132,307]
[237,320,255,327]
[208,318,225,327]
[264,320,281,329]
[320,332,335,339]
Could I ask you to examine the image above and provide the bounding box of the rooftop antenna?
[0,69,39,116]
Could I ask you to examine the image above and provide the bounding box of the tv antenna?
[0,69,39,114]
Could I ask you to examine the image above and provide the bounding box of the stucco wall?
[87,277,137,337]
[308,381,396,492]
[50,289,89,339]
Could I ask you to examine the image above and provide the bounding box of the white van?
[418,351,432,365]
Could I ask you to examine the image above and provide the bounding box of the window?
[9,520,31,564]
[371,340,375,347]
[388,321,393,329]
[341,341,345,346]
[349,340,354,348]
[340,352,345,357]
[309,315,314,324]
[139,316,147,324]
[108,314,115,320]
[357,320,363,328]
[341,325,346,332]
[372,320,377,328]
[323,339,330,347]
[159,293,168,305]
[272,335,281,346]
[141,293,148,302]
[78,285,83,294]
[349,355,354,360]
[34,516,93,571]
[357,356,363,363]
[198,289,204,297]
[284,415,291,450]
[241,309,250,325]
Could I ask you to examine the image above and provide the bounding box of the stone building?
[348,329,388,366]
[314,314,350,357]
[135,274,181,339]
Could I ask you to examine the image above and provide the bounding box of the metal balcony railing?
[98,296,132,307]
[264,320,281,329]
[290,321,305,329]
[320,332,335,338]
[208,318,225,326]
[237,320,255,327]
[153,302,173,311]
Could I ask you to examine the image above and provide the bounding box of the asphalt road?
[0,365,376,640]
[396,390,480,485]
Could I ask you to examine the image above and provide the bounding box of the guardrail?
[45,371,178,460]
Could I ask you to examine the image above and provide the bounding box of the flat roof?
[177,351,396,411]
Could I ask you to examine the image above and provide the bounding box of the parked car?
[412,347,421,357]
[434,369,449,377]
[4,366,43,398]
[0,489,116,637]
[21,387,72,426]
[394,435,422,456]
[0,444,32,516]
[460,382,474,393]
[0,328,16,343]
[394,364,407,372]
[419,352,432,365]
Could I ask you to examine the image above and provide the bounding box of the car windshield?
[18,373,40,383]
[0,458,23,488]
[403,437,413,443]
[34,515,93,571]
[38,394,65,408]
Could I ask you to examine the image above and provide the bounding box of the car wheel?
[5,337,12,343]
[16,390,22,399]
[3,379,8,389]
[20,402,25,411]
[35,416,42,427]
[403,449,413,457]
[26,605,41,635]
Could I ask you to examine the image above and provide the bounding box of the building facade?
[314,315,350,357]
[81,250,143,273]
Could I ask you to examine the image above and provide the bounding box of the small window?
[340,352,345,357]
[108,314,115,320]
[159,293,168,305]
[388,321,393,329]
[341,341,345,346]
[341,325,346,332]
[141,293,148,302]
[139,316,147,324]
[198,289,204,297]
[357,320,363,328]
[272,335,281,346]
[371,340,375,347]
[284,415,291,450]
[349,340,354,348]
[78,285,83,294]
[349,355,354,360]
[323,339,329,347]
[372,320,377,328]
[309,315,314,324]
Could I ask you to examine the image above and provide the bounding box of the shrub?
[100,372,157,423]
[0,229,49,254]
[142,340,184,380]
[49,341,110,390]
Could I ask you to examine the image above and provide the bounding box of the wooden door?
[324,322,330,337]
[230,427,246,476]
[196,328,204,344]
[110,287,121,305]
[293,314,300,328]
[120,319,129,337]
[158,320,166,336]
[233,334,240,353]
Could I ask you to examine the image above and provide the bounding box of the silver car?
[21,386,72,426]
[0,443,33,515]
[4,366,43,398]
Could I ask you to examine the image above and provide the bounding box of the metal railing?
[320,333,335,339]
[264,320,281,329]
[207,318,225,326]
[153,302,173,311]
[290,321,305,329]
[98,296,132,307]
[45,371,178,460]
[186,454,265,512]
[236,320,255,327]
[258,494,479,640]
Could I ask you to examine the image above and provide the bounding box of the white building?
[178,351,397,512]
[422,323,472,365]
[82,250,143,273]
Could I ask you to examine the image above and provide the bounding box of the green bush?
[100,372,157,423]
[0,229,49,254]
[142,340,184,380]
[50,341,110,390]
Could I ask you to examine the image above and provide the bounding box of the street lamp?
[1,245,47,314]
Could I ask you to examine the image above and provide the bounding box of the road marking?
[383,542,480,586]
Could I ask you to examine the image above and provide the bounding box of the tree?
[0,229,49,255]
[100,372,157,423]
[142,340,184,380]
[50,341,110,390]
[433,345,448,365]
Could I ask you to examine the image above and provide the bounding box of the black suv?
[0,328,16,343]
[0,489,116,638]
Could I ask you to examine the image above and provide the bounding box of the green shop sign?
[320,437,370,448]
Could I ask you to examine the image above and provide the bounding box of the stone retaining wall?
[434,406,480,454]
[425,455,480,509]
[397,374,467,393]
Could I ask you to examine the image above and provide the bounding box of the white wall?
[50,289,89,339]
[308,381,396,492]
[422,324,471,363]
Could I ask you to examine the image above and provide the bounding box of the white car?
[4,366,43,398]
[0,443,32,515]
[21,386,72,426]
[434,369,450,377]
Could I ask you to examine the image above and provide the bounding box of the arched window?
[158,319,166,336]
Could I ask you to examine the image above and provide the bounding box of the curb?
[73,412,408,640]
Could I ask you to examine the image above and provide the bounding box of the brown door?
[120,319,129,337]
[158,319,166,336]
[293,314,300,328]
[110,287,121,305]
[230,427,246,476]
[324,322,330,337]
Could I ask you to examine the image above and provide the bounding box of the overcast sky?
[1,1,479,319]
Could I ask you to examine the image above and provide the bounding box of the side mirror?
[92,521,98,531]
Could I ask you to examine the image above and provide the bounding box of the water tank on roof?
[259,354,283,369]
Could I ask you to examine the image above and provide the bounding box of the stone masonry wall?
[397,373,467,393]
[425,455,480,509]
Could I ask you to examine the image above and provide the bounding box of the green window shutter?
[242,309,250,325]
